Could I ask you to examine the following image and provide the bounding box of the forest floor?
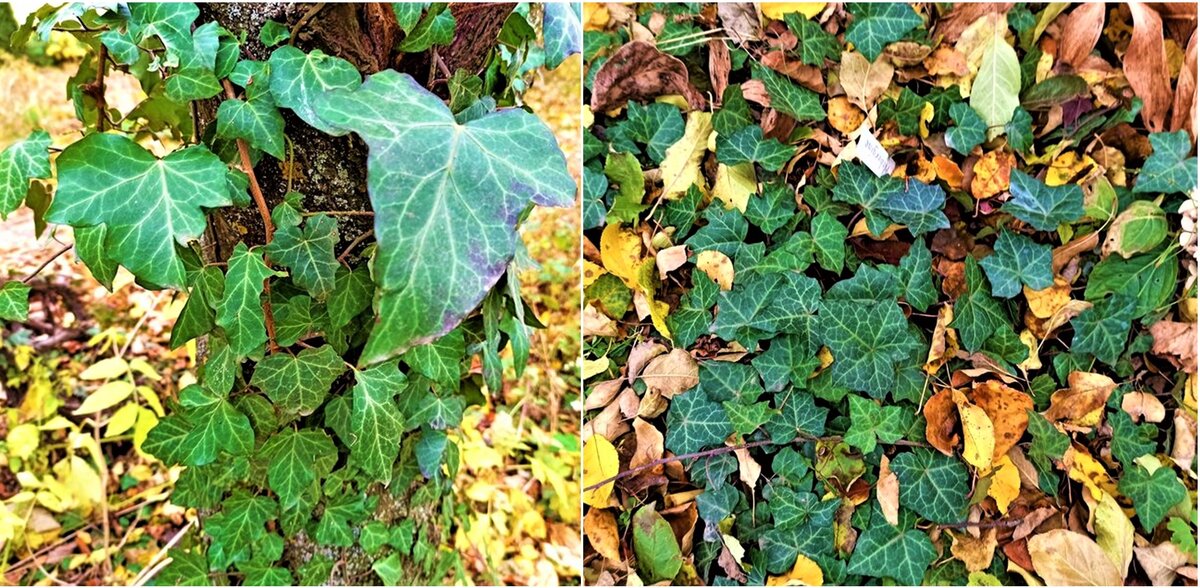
[0,52,582,586]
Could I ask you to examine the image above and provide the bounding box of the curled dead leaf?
[1149,320,1197,373]
[1056,2,1106,70]
[839,51,894,112]
[877,454,900,526]
[1124,3,1173,132]
[1028,529,1123,586]
[924,388,962,456]
[1044,371,1117,427]
[590,41,706,113]
[1120,391,1166,423]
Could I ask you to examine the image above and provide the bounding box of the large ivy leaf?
[266,213,339,301]
[128,3,198,66]
[751,63,825,122]
[348,362,406,481]
[542,2,581,70]
[833,163,949,236]
[0,281,31,322]
[176,385,254,467]
[945,102,986,155]
[818,299,919,397]
[1118,463,1187,531]
[665,392,732,455]
[1109,410,1158,469]
[46,134,232,287]
[261,428,337,510]
[170,266,224,349]
[1135,131,1197,194]
[953,257,1008,352]
[1071,293,1135,365]
[890,448,969,524]
[216,97,285,160]
[216,244,277,358]
[205,491,277,569]
[896,238,936,311]
[760,496,838,572]
[608,102,684,164]
[313,70,575,365]
[784,13,840,66]
[0,129,51,218]
[250,344,347,416]
[845,3,922,61]
[847,521,937,585]
[978,230,1053,298]
[1003,170,1084,231]
[268,46,361,134]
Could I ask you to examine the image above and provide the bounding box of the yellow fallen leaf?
[827,97,865,136]
[583,357,611,380]
[953,389,996,473]
[696,250,735,290]
[1045,152,1097,187]
[767,553,824,586]
[988,454,1020,514]
[1064,444,1120,500]
[583,508,623,563]
[583,260,607,288]
[1017,330,1042,372]
[1045,371,1117,428]
[760,3,826,20]
[600,223,645,287]
[713,162,757,212]
[6,423,40,460]
[971,149,1015,200]
[583,3,609,31]
[950,528,998,573]
[660,112,713,200]
[582,435,619,507]
[1091,490,1133,577]
[918,101,935,138]
[1027,529,1122,586]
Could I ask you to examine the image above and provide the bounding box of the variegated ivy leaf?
[542,2,581,70]
[313,70,575,365]
[844,3,922,61]
[1003,170,1084,231]
[832,162,949,237]
[0,129,51,218]
[268,45,361,134]
[46,134,232,288]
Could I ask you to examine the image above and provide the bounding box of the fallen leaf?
[759,3,826,20]
[583,435,620,507]
[1171,31,1196,138]
[1125,4,1173,132]
[767,553,824,586]
[970,149,1015,200]
[660,112,714,199]
[1056,3,1106,70]
[732,444,762,489]
[590,41,706,113]
[1024,278,1071,320]
[988,454,1020,514]
[1044,372,1117,427]
[839,51,894,112]
[717,3,761,44]
[717,534,748,582]
[953,388,996,472]
[762,50,826,92]
[1013,506,1059,540]
[1120,391,1166,423]
[1171,410,1197,470]
[639,348,699,398]
[585,508,624,563]
[712,162,758,212]
[696,250,735,291]
[1027,529,1123,586]
[827,97,866,136]
[935,3,1014,44]
[1091,490,1133,577]
[971,380,1033,461]
[584,304,621,337]
[709,38,731,105]
[1149,320,1197,373]
[1134,540,1192,586]
[600,223,647,287]
[924,388,962,456]
[951,528,999,573]
[877,454,900,526]
[630,417,665,478]
[926,305,959,375]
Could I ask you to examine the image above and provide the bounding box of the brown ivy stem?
[937,518,1023,530]
[288,3,326,46]
[22,243,74,284]
[583,434,931,492]
[93,45,107,131]
[221,79,279,354]
[337,229,374,264]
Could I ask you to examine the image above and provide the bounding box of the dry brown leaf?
[935,3,1015,44]
[741,79,771,107]
[639,348,699,398]
[924,388,962,456]
[1044,372,1117,427]
[717,535,748,583]
[732,444,762,490]
[709,37,731,106]
[839,51,894,112]
[971,380,1033,462]
[590,41,706,113]
[1171,31,1197,138]
[627,341,668,386]
[925,46,970,76]
[1125,3,1173,132]
[951,528,999,573]
[1120,391,1166,423]
[630,417,665,476]
[1134,540,1193,586]
[584,304,621,337]
[655,244,689,280]
[877,454,900,526]
[1171,410,1197,470]
[1013,506,1059,540]
[584,508,624,564]
[1056,3,1105,70]
[584,397,631,442]
[1149,320,1198,373]
[716,3,761,44]
[971,149,1015,200]
[762,51,826,93]
[926,305,959,375]
[585,378,623,411]
[1027,529,1123,586]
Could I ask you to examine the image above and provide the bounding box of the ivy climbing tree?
[0,2,580,585]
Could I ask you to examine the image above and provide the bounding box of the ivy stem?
[22,243,74,284]
[93,45,107,131]
[337,229,374,264]
[221,79,279,354]
[936,518,1023,530]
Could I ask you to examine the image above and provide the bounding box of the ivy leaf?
[751,63,825,122]
[170,266,225,349]
[766,389,827,442]
[165,67,222,103]
[745,182,796,233]
[128,3,198,66]
[891,448,970,524]
[348,363,406,481]
[266,213,340,301]
[217,243,277,358]
[177,385,255,467]
[753,335,819,393]
[896,238,936,311]
[205,491,277,570]
[760,497,837,572]
[261,428,337,510]
[953,257,1009,352]
[259,20,290,47]
[273,295,322,347]
[608,101,683,164]
[784,13,840,66]
[847,522,937,585]
[542,2,582,70]
[698,361,762,403]
[0,281,31,322]
[811,212,848,274]
[687,206,749,257]
[666,392,732,455]
[878,88,926,136]
[844,3,922,61]
[402,329,464,387]
[327,265,373,329]
[0,129,51,217]
[1003,170,1084,231]
[313,71,575,366]
[268,46,361,135]
[1006,107,1034,153]
[250,344,347,416]
[1135,131,1198,194]
[845,395,908,453]
[46,134,232,288]
[833,163,949,236]
[1119,463,1187,532]
[1109,410,1157,469]
[945,102,986,155]
[716,125,794,172]
[402,385,465,430]
[978,230,1054,298]
[216,97,285,160]
[818,299,919,397]
[396,5,455,53]
[1071,294,1135,365]
[414,428,449,478]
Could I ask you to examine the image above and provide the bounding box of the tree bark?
[193,3,515,584]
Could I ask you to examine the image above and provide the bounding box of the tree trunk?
[193,3,514,584]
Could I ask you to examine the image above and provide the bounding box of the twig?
[337,229,374,264]
[288,3,326,46]
[303,210,375,217]
[92,424,112,581]
[132,519,195,587]
[221,79,278,353]
[22,243,73,284]
[937,518,1023,530]
[94,45,107,131]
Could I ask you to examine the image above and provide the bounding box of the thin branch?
[288,3,326,46]
[937,518,1023,530]
[337,229,374,264]
[221,80,278,353]
[22,243,74,284]
[303,210,374,217]
[94,45,108,131]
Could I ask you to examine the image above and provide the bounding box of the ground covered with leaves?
[581,3,1198,586]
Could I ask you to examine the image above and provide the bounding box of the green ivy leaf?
[1085,250,1177,319]
[216,97,285,160]
[0,281,31,322]
[766,389,827,442]
[259,19,290,47]
[945,102,986,155]
[170,266,224,349]
[327,265,373,329]
[46,134,232,287]
[251,344,347,416]
[402,385,465,430]
[266,213,340,301]
[165,67,222,102]
[1109,410,1158,469]
[723,400,774,435]
[402,329,464,387]
[811,212,848,274]
[686,206,749,257]
[1135,130,1198,194]
[0,129,51,217]
[1006,107,1034,153]
[273,295,322,347]
[633,506,683,583]
[818,299,919,396]
[205,491,277,569]
[665,392,732,455]
[953,257,1008,352]
[217,243,277,358]
[751,63,825,122]
[847,521,937,585]
[784,13,840,66]
[879,88,926,136]
[833,163,949,236]
[608,101,683,164]
[978,230,1053,298]
[414,427,449,478]
[178,385,255,467]
[313,70,575,365]
[761,496,837,572]
[753,334,819,393]
[1003,170,1084,231]
[845,3,922,61]
[396,5,455,53]
[896,238,936,311]
[891,448,969,524]
[261,428,337,510]
[315,492,374,547]
[543,2,582,70]
[1071,293,1135,365]
[73,226,118,291]
[348,363,406,480]
[155,548,211,586]
[845,395,908,453]
[128,3,198,67]
[716,125,794,172]
[1119,463,1187,532]
[268,45,361,135]
[745,183,796,234]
